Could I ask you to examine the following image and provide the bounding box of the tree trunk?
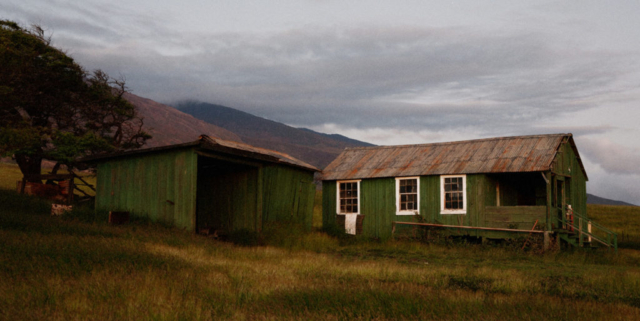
[15,154,43,183]
[51,162,61,175]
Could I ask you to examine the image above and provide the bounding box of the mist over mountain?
[125,93,241,147]
[173,101,373,168]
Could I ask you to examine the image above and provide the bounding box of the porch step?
[558,233,599,249]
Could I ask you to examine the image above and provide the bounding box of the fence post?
[392,222,396,239]
[578,217,583,247]
[543,231,550,251]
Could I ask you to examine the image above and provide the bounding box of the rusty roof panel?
[82,135,319,172]
[323,134,572,180]
[200,135,319,171]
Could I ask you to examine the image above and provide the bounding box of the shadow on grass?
[0,189,195,279]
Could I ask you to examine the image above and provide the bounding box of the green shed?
[322,133,616,249]
[89,135,318,234]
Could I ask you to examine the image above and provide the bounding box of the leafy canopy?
[0,20,150,177]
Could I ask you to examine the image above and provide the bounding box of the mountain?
[173,101,374,168]
[587,193,637,206]
[298,128,375,147]
[124,93,241,148]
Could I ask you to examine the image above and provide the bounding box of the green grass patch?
[0,162,96,197]
[2,189,640,320]
[588,204,640,249]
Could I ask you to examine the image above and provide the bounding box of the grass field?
[0,162,96,196]
[1,186,640,320]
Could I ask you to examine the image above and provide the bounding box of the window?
[441,175,466,214]
[337,180,360,214]
[396,177,419,215]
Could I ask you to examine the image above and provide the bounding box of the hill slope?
[124,93,241,148]
[174,101,373,168]
[587,193,637,206]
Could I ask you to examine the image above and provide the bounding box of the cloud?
[578,137,640,176]
[582,157,640,205]
[38,24,625,136]
[5,0,640,205]
[5,1,634,139]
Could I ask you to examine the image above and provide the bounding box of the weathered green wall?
[96,148,198,230]
[323,173,550,239]
[262,165,315,230]
[196,158,259,232]
[97,149,316,233]
[323,174,489,239]
[360,178,395,239]
[322,180,337,230]
[322,140,588,240]
[484,206,546,229]
[550,140,588,231]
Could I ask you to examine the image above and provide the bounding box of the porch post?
[544,171,552,231]
[543,231,550,251]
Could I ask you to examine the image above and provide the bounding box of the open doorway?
[196,156,259,235]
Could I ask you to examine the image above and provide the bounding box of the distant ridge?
[174,101,373,168]
[587,193,637,206]
[124,93,241,147]
[298,128,375,147]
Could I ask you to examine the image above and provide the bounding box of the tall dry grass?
[2,189,640,320]
[588,204,640,249]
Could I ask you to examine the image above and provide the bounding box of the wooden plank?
[485,206,546,216]
[256,166,263,232]
[393,221,545,233]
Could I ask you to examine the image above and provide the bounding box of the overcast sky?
[4,0,640,204]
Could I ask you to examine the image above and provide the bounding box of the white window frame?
[396,177,420,215]
[336,180,361,215]
[440,175,467,214]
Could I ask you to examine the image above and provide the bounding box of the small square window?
[441,175,466,214]
[337,180,360,214]
[396,177,419,215]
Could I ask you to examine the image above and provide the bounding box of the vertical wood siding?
[361,178,395,239]
[262,165,315,230]
[552,141,588,225]
[196,160,259,232]
[324,173,554,239]
[322,181,337,230]
[96,148,198,230]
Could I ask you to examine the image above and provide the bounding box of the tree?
[0,20,151,181]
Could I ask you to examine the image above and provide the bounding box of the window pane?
[398,179,418,212]
[339,181,359,213]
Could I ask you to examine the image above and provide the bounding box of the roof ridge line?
[344,133,570,151]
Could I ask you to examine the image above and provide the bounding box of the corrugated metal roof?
[82,135,319,172]
[323,133,579,180]
[199,135,319,171]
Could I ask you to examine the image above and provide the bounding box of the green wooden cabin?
[322,134,602,245]
[89,135,318,234]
